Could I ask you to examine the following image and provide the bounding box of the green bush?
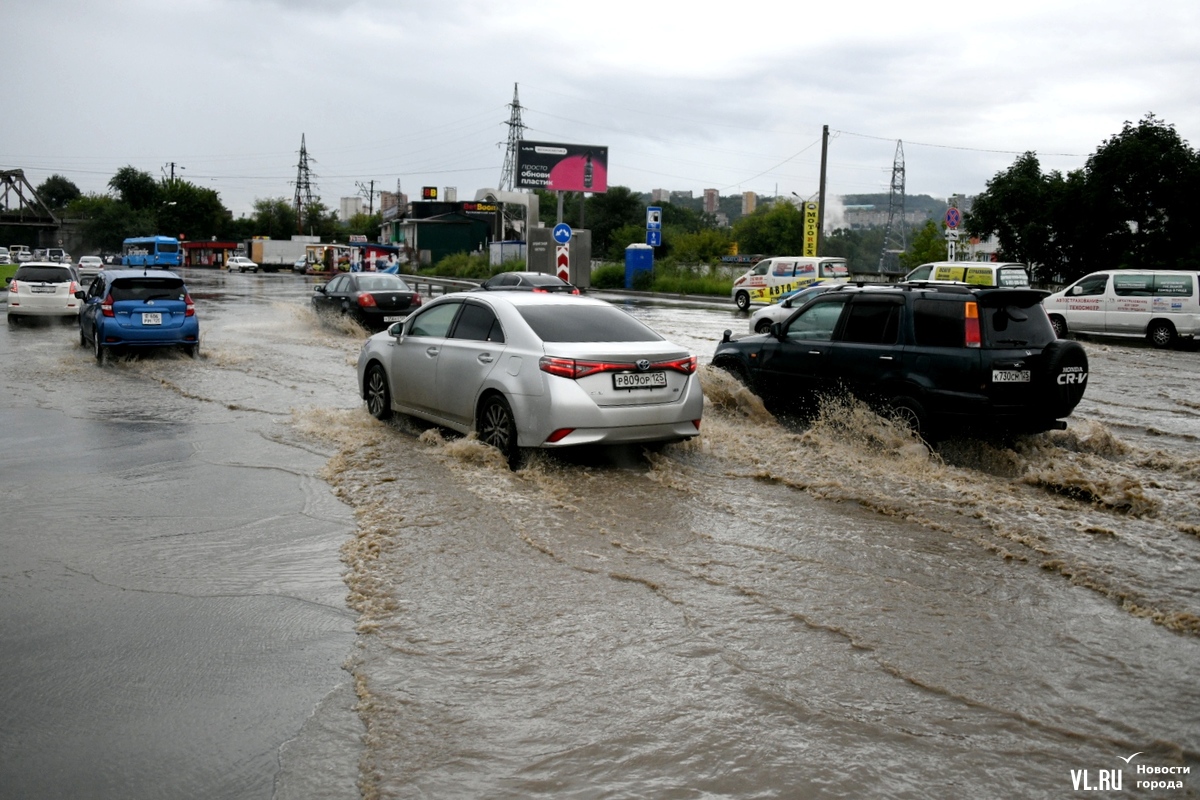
[590,264,625,289]
[426,253,527,279]
[650,273,732,295]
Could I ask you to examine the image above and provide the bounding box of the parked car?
[477,271,580,293]
[903,261,1031,287]
[730,256,849,310]
[357,292,703,466]
[7,262,83,323]
[312,272,423,331]
[76,256,104,280]
[293,256,308,273]
[76,270,199,363]
[747,282,840,333]
[713,283,1089,441]
[228,256,259,273]
[1043,269,1200,349]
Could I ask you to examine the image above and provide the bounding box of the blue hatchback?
[77,270,200,363]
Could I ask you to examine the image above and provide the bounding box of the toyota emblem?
[636,359,651,371]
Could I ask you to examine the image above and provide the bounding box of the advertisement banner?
[516,141,609,193]
[802,202,819,257]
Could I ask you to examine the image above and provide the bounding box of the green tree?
[36,174,81,210]
[108,166,161,211]
[1081,114,1200,272]
[584,186,645,256]
[345,211,383,238]
[899,221,950,269]
[731,201,805,255]
[663,228,732,264]
[604,222,648,262]
[822,227,887,273]
[967,115,1200,283]
[159,179,230,242]
[251,198,299,239]
[66,194,155,253]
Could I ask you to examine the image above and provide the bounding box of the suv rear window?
[110,277,187,302]
[913,295,1055,348]
[518,305,663,342]
[14,265,73,283]
[981,304,1055,348]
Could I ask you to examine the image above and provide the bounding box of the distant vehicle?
[45,247,68,263]
[7,262,83,323]
[477,271,580,293]
[903,261,1031,288]
[1043,269,1200,349]
[1,255,19,292]
[357,292,702,467]
[76,269,199,363]
[76,256,104,280]
[747,282,840,333]
[293,256,308,273]
[730,256,849,311]
[311,272,422,331]
[10,245,33,263]
[121,236,182,268]
[227,256,259,273]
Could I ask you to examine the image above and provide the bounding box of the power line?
[833,129,1085,158]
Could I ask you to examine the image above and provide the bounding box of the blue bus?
[122,236,181,268]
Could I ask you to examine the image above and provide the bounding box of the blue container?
[624,244,654,289]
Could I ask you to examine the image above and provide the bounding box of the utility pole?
[356,179,378,215]
[817,125,829,255]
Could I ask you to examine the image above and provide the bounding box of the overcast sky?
[4,0,1198,220]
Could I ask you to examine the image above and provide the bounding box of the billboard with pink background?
[516,141,608,193]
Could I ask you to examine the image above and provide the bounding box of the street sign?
[646,229,662,247]
[945,207,962,229]
[552,222,573,245]
[555,245,570,282]
[647,206,662,230]
[945,229,960,241]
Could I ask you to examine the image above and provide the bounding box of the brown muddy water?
[4,271,1198,798]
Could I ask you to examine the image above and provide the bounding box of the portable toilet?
[624,243,654,289]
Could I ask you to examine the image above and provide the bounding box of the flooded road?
[3,269,1198,798]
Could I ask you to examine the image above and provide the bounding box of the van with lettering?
[904,261,1031,288]
[1043,270,1200,348]
[731,256,849,311]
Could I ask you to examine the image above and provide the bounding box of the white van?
[1043,270,1200,348]
[904,261,1030,287]
[731,256,849,310]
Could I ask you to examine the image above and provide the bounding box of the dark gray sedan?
[312,272,423,331]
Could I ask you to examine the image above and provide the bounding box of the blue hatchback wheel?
[93,327,106,364]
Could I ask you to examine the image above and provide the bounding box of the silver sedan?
[747,282,841,333]
[356,292,703,466]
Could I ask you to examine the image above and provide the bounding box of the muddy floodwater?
[3,269,1198,799]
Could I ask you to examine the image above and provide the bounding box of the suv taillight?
[964,301,981,348]
[7,280,16,294]
[102,294,115,317]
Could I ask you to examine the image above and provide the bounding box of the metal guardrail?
[396,273,480,298]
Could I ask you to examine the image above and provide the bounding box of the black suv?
[712,283,1088,439]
